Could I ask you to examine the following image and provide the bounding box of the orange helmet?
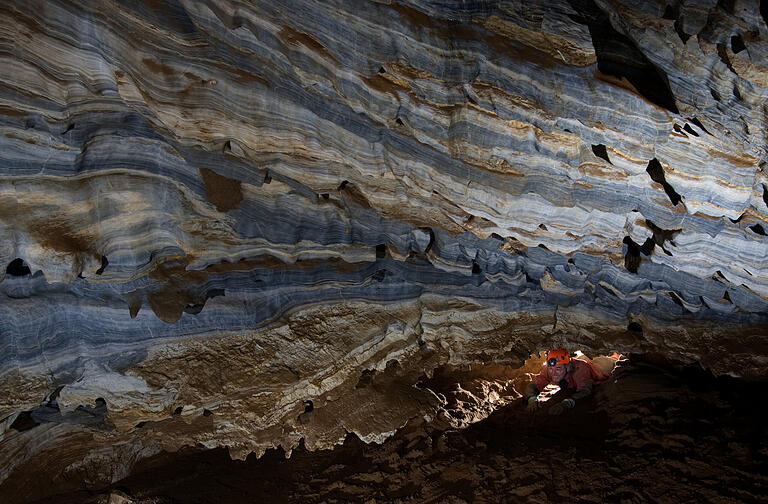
[546,349,570,367]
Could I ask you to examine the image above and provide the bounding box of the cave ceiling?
[1,0,768,494]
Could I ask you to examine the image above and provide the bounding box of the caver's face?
[549,364,567,382]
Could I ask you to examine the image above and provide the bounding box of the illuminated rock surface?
[1,0,768,501]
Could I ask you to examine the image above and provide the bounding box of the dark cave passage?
[5,258,31,277]
[23,356,768,504]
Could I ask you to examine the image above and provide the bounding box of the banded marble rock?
[1,0,768,492]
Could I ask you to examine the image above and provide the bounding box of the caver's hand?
[526,395,541,411]
[548,398,575,416]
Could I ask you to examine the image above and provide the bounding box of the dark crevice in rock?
[181,289,223,316]
[128,299,141,318]
[733,84,743,101]
[567,0,679,113]
[669,291,685,308]
[303,399,313,413]
[710,88,721,101]
[95,255,109,275]
[749,223,767,236]
[689,117,711,135]
[395,117,404,126]
[339,181,371,208]
[6,258,31,276]
[762,184,768,208]
[9,398,109,435]
[762,0,768,28]
[622,236,641,273]
[731,34,746,54]
[183,303,204,315]
[673,19,690,44]
[683,123,699,137]
[591,143,611,164]
[662,5,690,44]
[206,289,225,299]
[639,237,655,256]
[422,227,435,254]
[716,43,737,74]
[646,219,682,250]
[9,411,38,432]
[646,158,682,206]
[378,66,386,74]
[263,170,272,184]
[627,321,643,333]
[375,243,387,259]
[471,260,481,274]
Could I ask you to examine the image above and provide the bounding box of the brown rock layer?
[5,356,765,504]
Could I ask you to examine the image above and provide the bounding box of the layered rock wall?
[2,0,768,493]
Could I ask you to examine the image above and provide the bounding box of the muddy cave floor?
[21,357,768,504]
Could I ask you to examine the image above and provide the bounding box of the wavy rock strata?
[2,0,768,496]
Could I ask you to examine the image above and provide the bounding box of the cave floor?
[23,359,768,504]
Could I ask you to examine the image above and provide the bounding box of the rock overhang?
[1,0,768,494]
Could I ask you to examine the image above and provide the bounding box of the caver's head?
[546,349,570,382]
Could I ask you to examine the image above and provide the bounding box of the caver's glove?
[548,398,576,416]
[526,395,541,411]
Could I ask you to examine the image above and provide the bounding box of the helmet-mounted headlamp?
[546,349,570,366]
